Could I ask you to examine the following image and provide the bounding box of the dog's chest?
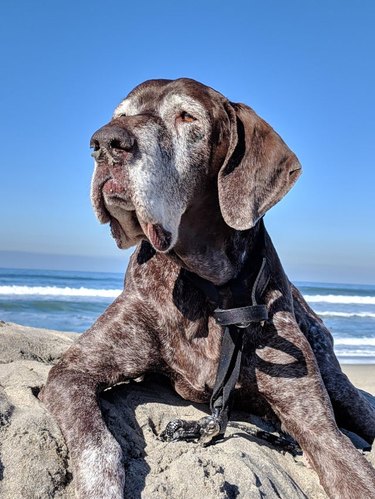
[158,311,263,405]
[157,312,222,403]
[130,253,262,403]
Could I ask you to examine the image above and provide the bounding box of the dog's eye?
[177,111,197,123]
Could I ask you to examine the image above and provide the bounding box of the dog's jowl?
[40,78,375,499]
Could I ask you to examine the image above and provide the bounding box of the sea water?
[1,268,374,364]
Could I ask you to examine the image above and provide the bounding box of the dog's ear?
[218,102,302,230]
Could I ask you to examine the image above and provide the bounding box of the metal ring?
[236,322,251,328]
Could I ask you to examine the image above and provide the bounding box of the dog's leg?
[255,313,375,498]
[40,296,157,499]
[292,284,375,443]
[41,367,125,498]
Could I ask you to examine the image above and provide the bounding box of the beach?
[0,268,374,496]
[0,321,374,499]
[342,364,375,395]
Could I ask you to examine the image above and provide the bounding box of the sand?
[0,321,374,498]
[341,364,375,395]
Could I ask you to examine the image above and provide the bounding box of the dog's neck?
[171,189,264,286]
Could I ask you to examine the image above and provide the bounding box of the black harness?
[186,255,269,440]
[161,224,270,444]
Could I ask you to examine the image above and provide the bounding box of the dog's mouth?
[145,223,172,252]
[97,179,173,252]
[110,212,172,252]
[108,213,140,249]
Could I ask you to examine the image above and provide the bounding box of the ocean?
[1,268,374,364]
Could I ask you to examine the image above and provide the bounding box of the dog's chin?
[108,210,176,253]
[96,177,179,252]
[109,216,143,249]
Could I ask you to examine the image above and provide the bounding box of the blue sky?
[0,1,374,283]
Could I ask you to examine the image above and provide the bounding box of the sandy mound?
[1,321,374,498]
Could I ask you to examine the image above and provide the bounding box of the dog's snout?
[90,125,136,161]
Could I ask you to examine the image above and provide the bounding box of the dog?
[40,78,375,498]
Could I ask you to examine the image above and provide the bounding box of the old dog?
[41,78,375,498]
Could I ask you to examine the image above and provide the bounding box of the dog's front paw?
[75,434,125,499]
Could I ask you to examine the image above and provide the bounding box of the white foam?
[337,352,375,361]
[0,285,122,298]
[2,286,375,309]
[334,337,375,346]
[305,294,375,305]
[317,311,375,319]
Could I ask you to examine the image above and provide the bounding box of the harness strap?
[185,253,270,441]
[213,304,268,327]
[209,325,244,434]
[210,257,269,438]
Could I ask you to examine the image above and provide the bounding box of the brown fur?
[41,78,375,498]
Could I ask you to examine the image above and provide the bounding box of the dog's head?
[90,78,301,252]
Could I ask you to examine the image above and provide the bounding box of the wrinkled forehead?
[113,78,224,118]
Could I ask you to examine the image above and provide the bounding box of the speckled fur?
[41,78,375,498]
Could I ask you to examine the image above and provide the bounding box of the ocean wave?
[2,285,375,306]
[305,294,375,305]
[337,352,375,361]
[334,337,375,346]
[317,311,375,319]
[0,285,122,298]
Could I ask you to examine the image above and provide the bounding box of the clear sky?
[0,1,374,283]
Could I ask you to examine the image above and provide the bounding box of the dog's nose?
[90,125,136,161]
